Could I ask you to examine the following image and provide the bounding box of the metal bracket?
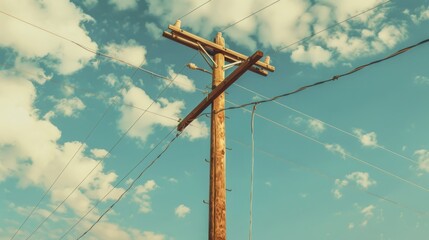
[223,61,242,70]
[197,42,217,69]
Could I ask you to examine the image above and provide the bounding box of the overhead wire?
[9,108,111,240]
[248,104,257,240]
[225,99,429,193]
[231,139,429,217]
[76,131,182,239]
[272,0,392,53]
[221,37,429,112]
[0,9,171,82]
[220,0,281,32]
[59,127,178,239]
[232,83,418,165]
[1,4,211,239]
[23,52,198,240]
[178,0,213,20]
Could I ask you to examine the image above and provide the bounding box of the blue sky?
[1,0,429,239]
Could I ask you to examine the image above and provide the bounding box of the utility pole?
[163,20,274,240]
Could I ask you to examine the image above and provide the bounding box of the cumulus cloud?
[103,40,147,67]
[353,129,378,147]
[291,45,332,67]
[414,149,429,173]
[54,97,86,117]
[346,172,376,189]
[146,0,406,67]
[361,204,376,218]
[377,24,407,48]
[118,81,208,143]
[83,0,98,8]
[0,0,98,75]
[332,172,375,199]
[133,180,157,213]
[404,5,429,24]
[90,148,109,158]
[332,179,349,199]
[0,69,125,219]
[175,204,191,218]
[109,0,139,11]
[356,204,377,227]
[166,67,196,92]
[325,143,348,159]
[308,119,326,133]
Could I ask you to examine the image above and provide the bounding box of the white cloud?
[109,0,139,11]
[308,119,325,133]
[415,75,429,85]
[348,223,355,229]
[405,5,429,24]
[353,129,378,147]
[145,22,163,39]
[133,180,157,213]
[118,82,208,143]
[325,143,348,159]
[84,222,166,240]
[332,179,348,199]
[378,24,407,48]
[346,172,376,189]
[166,67,196,92]
[332,172,375,199]
[83,0,98,8]
[118,84,183,142]
[361,204,376,218]
[62,83,75,96]
[175,204,190,218]
[0,0,98,74]
[414,149,429,173]
[13,59,53,84]
[291,45,332,67]
[54,97,86,117]
[102,73,119,87]
[332,189,343,199]
[182,119,209,141]
[0,70,125,219]
[146,0,404,66]
[103,40,147,67]
[90,148,109,158]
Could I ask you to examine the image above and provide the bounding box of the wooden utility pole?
[209,32,226,239]
[163,20,274,240]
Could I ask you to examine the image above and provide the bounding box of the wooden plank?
[177,50,263,132]
[163,31,268,76]
[165,24,275,72]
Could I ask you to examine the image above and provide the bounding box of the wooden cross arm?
[177,50,263,132]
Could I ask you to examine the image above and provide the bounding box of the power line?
[222,37,429,111]
[220,0,281,32]
[23,53,198,240]
[248,104,257,240]
[59,127,177,239]
[76,130,182,239]
[232,83,418,165]
[178,0,213,20]
[225,99,429,194]
[273,0,392,53]
[9,108,110,240]
[231,139,429,217]
[0,10,170,81]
